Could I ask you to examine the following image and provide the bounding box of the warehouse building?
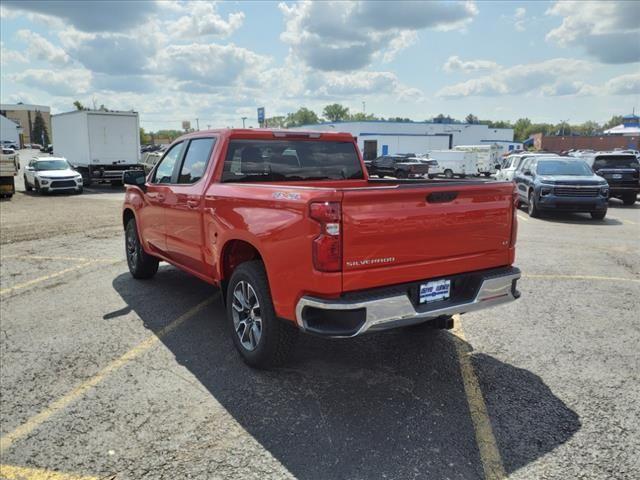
[297,121,518,159]
[0,103,51,146]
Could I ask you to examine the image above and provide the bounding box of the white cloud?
[546,1,640,64]
[437,58,593,97]
[171,2,245,39]
[2,0,156,32]
[0,42,27,66]
[16,29,71,66]
[279,0,478,71]
[514,7,526,31]
[11,68,92,96]
[605,73,640,96]
[443,55,499,73]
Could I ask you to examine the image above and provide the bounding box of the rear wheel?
[444,169,454,179]
[80,168,92,187]
[622,192,636,206]
[125,218,159,279]
[590,210,607,220]
[527,191,540,218]
[226,261,297,369]
[396,170,407,179]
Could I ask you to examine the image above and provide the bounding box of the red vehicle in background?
[122,129,520,368]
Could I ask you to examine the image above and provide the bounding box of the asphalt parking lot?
[1,150,639,479]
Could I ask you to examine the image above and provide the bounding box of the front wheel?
[444,169,454,179]
[591,210,607,220]
[125,218,159,279]
[226,261,297,369]
[395,170,407,179]
[24,176,32,192]
[622,193,636,206]
[527,191,540,218]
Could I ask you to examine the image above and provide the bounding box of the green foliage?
[323,104,350,122]
[73,100,85,111]
[433,113,456,124]
[348,112,379,121]
[603,115,623,130]
[465,114,479,124]
[284,107,320,127]
[265,116,286,128]
[31,111,49,145]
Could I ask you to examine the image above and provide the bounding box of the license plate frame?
[419,279,451,304]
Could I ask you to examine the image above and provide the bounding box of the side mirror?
[524,170,532,176]
[123,170,147,191]
[494,164,501,170]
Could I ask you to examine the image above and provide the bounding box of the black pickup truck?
[582,153,640,205]
[367,154,430,179]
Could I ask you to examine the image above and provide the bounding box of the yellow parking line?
[0,298,213,454]
[0,464,98,480]
[524,274,640,284]
[451,316,506,480]
[0,262,94,296]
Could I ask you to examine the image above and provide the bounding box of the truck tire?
[226,260,297,369]
[125,218,159,279]
[590,210,607,220]
[80,168,92,187]
[622,193,636,206]
[24,175,32,192]
[527,191,540,218]
[444,169,454,179]
[396,170,407,179]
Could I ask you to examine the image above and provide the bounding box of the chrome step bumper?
[295,267,521,338]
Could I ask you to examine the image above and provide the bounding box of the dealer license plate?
[419,279,451,304]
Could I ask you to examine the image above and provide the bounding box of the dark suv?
[515,157,609,219]
[581,153,639,205]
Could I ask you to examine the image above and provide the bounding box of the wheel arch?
[219,239,264,303]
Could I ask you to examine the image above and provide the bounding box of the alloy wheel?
[232,281,262,351]
[126,227,138,266]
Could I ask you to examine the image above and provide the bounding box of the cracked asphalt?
[1,149,639,479]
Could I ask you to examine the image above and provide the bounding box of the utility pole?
[241,116,247,128]
[196,118,200,131]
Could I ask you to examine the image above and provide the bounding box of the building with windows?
[0,103,51,146]
[296,120,517,159]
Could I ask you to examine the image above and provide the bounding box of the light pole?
[241,117,247,128]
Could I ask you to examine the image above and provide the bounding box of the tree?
[433,113,455,124]
[574,121,601,136]
[348,112,378,121]
[465,113,479,124]
[140,127,150,144]
[322,103,350,122]
[513,118,532,142]
[265,116,286,128]
[31,111,50,145]
[284,107,320,127]
[73,100,85,111]
[603,115,623,130]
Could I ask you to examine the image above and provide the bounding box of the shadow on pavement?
[110,268,580,479]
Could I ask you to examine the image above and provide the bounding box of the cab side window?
[152,142,184,184]
[177,138,215,184]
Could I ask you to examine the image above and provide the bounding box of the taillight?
[510,187,518,247]
[310,201,342,272]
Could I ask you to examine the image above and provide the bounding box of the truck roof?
[177,128,355,142]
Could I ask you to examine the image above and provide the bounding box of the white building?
[604,114,640,136]
[297,121,517,159]
[0,115,22,145]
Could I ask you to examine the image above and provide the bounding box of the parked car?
[40,144,53,154]
[30,143,43,150]
[122,129,520,368]
[497,153,557,181]
[514,157,609,219]
[573,152,639,205]
[0,147,20,198]
[24,157,83,194]
[368,154,430,178]
[2,140,19,150]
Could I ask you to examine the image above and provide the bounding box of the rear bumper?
[295,266,521,338]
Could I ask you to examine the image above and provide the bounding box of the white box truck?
[424,150,477,179]
[51,110,141,186]
[453,144,501,176]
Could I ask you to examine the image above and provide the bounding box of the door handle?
[187,200,200,209]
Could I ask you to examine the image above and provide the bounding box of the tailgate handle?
[427,191,458,203]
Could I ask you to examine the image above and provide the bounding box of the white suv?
[24,157,83,194]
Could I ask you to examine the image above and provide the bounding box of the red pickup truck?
[122,129,520,368]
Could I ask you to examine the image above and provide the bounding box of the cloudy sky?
[1,0,639,130]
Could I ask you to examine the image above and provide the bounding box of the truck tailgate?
[341,181,514,291]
